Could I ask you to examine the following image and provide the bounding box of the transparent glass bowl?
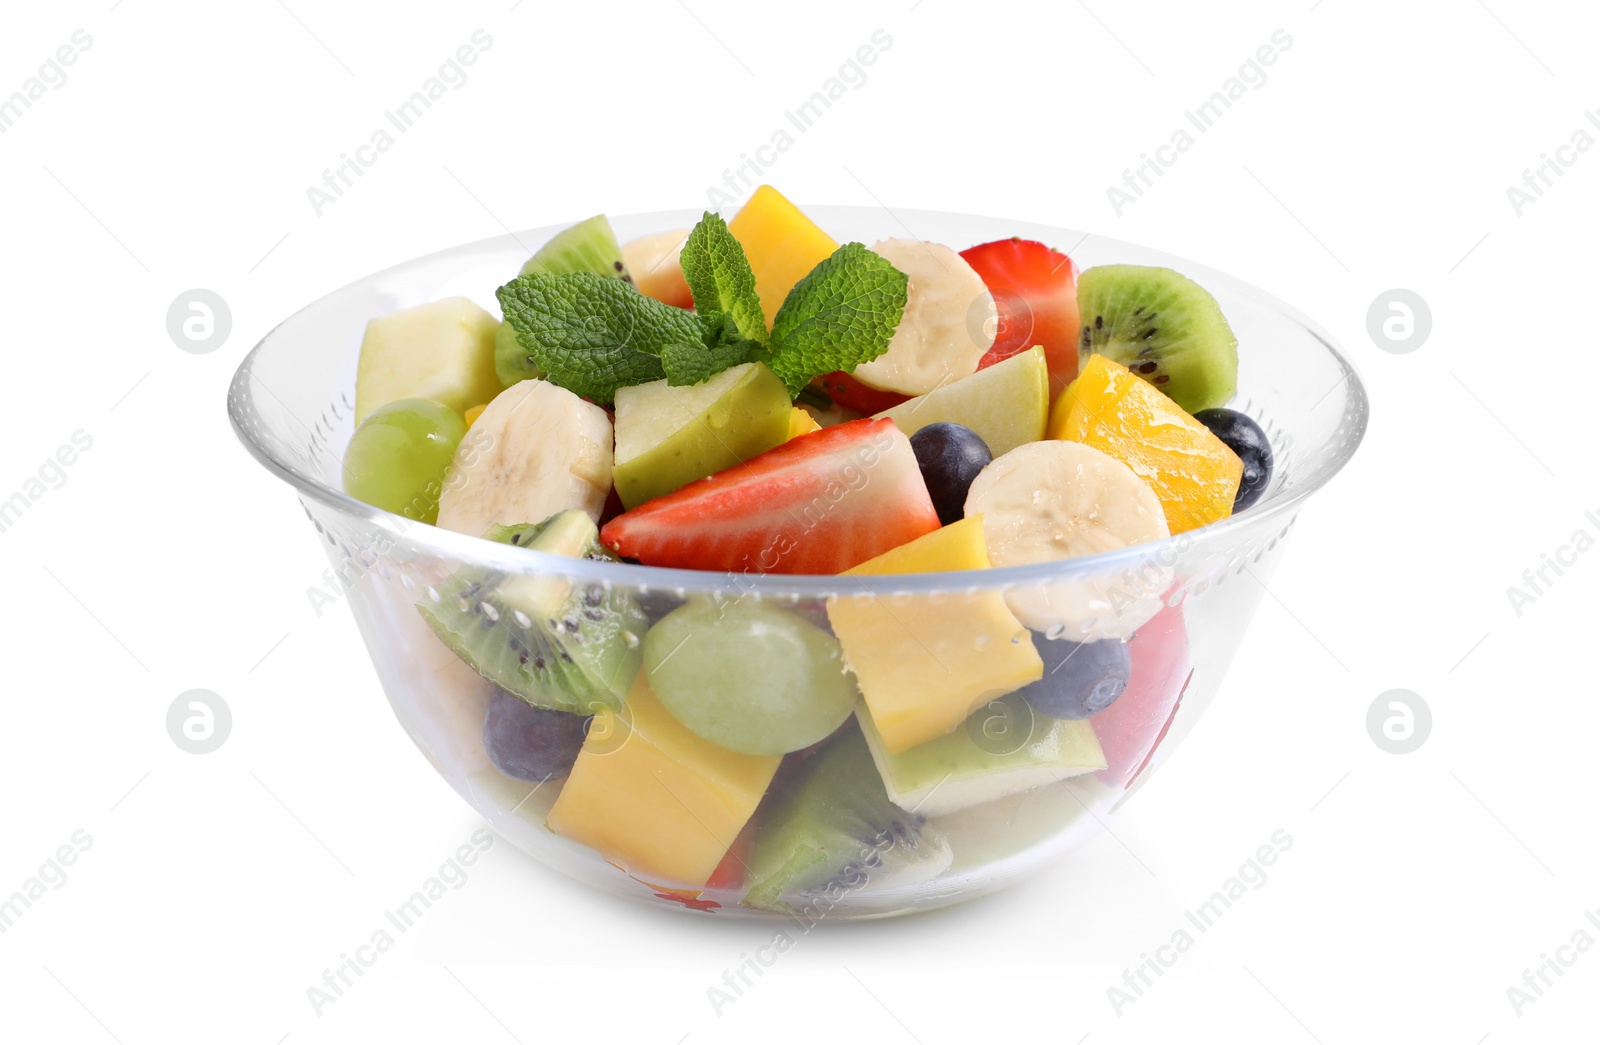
[228,207,1367,919]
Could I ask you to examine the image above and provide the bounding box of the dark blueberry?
[1016,637,1131,720]
[635,588,687,623]
[1193,408,1273,512]
[909,423,992,525]
[482,688,589,781]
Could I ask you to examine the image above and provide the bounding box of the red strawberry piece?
[816,371,909,416]
[960,237,1081,400]
[600,417,940,575]
[1092,603,1192,789]
[703,818,757,892]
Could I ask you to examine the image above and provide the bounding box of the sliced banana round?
[436,379,613,538]
[850,239,994,396]
[964,440,1170,640]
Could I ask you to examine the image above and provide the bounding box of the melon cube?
[728,185,838,328]
[828,516,1043,754]
[546,673,780,887]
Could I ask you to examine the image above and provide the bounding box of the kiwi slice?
[497,214,633,387]
[417,510,647,715]
[741,728,952,916]
[1077,265,1238,413]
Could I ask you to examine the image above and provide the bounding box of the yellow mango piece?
[1048,354,1242,534]
[463,403,488,428]
[546,673,780,886]
[786,406,822,441]
[828,516,1043,754]
[728,185,838,328]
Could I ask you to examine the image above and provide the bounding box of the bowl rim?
[228,204,1369,595]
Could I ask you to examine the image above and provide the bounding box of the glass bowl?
[228,206,1367,919]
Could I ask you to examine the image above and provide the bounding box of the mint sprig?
[496,274,692,404]
[496,214,908,401]
[767,242,907,395]
[680,212,768,345]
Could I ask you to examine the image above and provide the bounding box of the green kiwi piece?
[496,215,633,387]
[1077,264,1238,413]
[417,510,647,715]
[741,728,952,916]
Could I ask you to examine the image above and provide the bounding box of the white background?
[1,0,1594,1041]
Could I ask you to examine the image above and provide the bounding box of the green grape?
[343,398,467,525]
[643,599,857,755]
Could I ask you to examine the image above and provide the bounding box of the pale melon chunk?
[874,346,1048,457]
[354,296,501,423]
[856,697,1105,818]
[828,517,1043,754]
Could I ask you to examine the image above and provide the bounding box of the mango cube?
[546,673,780,886]
[728,185,838,327]
[1048,354,1243,534]
[786,406,822,441]
[828,516,1044,754]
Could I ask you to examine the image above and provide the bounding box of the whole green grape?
[343,398,467,525]
[643,598,858,755]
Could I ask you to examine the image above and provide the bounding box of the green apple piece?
[612,361,792,509]
[355,296,501,423]
[855,694,1106,818]
[873,346,1048,456]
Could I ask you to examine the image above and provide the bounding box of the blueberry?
[482,688,589,781]
[1193,408,1273,513]
[1016,637,1131,720]
[909,423,992,525]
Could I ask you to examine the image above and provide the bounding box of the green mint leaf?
[661,312,762,386]
[496,273,703,405]
[679,212,767,344]
[767,243,908,396]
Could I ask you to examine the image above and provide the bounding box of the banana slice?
[964,440,1170,640]
[436,379,613,538]
[851,239,994,396]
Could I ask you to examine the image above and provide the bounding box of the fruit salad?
[340,185,1276,913]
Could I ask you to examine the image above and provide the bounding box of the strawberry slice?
[601,418,940,575]
[960,237,1081,400]
[1091,603,1191,789]
[815,371,910,416]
